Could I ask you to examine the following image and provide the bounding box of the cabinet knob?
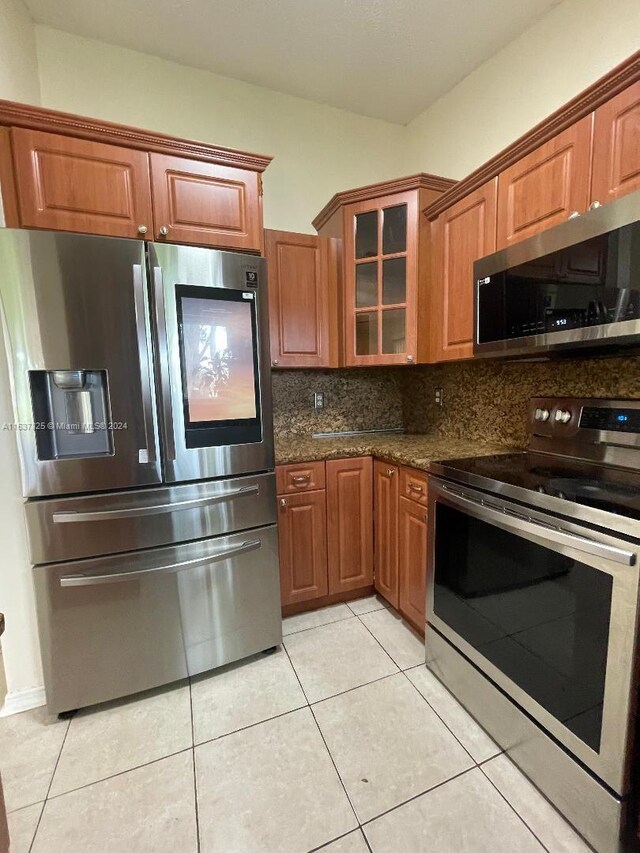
[159,226,169,236]
[568,211,581,220]
[406,355,414,363]
[137,225,148,234]
[279,498,288,508]
[589,201,602,211]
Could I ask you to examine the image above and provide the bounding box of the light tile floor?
[1,597,591,852]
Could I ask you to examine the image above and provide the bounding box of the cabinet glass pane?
[356,312,378,355]
[382,257,406,305]
[355,211,378,259]
[382,205,407,255]
[356,262,378,308]
[382,308,406,354]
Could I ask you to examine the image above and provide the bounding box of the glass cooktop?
[434,452,640,522]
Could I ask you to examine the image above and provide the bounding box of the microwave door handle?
[439,484,636,567]
[51,485,260,523]
[59,538,262,587]
[132,263,157,465]
[152,265,176,462]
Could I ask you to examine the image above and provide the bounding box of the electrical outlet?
[313,392,325,410]
[435,388,444,407]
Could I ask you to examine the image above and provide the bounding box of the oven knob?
[534,408,550,422]
[554,409,572,424]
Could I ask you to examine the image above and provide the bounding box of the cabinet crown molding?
[312,172,456,232]
[0,99,273,172]
[423,50,640,221]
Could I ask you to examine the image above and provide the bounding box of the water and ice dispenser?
[29,369,113,460]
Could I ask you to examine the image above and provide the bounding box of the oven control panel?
[579,407,640,433]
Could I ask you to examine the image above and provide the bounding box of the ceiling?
[25,0,562,124]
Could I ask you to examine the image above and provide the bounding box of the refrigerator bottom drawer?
[34,525,282,714]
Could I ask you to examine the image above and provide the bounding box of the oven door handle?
[59,538,262,587]
[51,485,259,523]
[439,484,636,567]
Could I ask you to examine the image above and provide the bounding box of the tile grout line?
[28,712,73,852]
[187,678,201,853]
[478,762,555,853]
[281,642,361,830]
[41,745,195,803]
[358,764,479,830]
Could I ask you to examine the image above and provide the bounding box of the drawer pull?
[291,475,310,485]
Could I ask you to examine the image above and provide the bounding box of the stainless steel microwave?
[474,190,640,358]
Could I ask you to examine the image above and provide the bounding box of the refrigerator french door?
[150,243,273,483]
[0,230,273,496]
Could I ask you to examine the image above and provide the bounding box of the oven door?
[150,243,274,482]
[427,477,640,796]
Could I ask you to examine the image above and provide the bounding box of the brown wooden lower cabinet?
[277,489,328,606]
[326,457,373,594]
[398,495,428,631]
[276,457,373,608]
[373,463,428,633]
[373,461,399,608]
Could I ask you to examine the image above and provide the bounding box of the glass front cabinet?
[314,175,455,367]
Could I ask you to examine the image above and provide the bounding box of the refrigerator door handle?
[51,484,260,523]
[152,264,176,462]
[59,538,262,586]
[132,263,157,465]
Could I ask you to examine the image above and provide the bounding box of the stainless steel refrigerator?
[0,229,281,714]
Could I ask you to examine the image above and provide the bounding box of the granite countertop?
[274,432,515,472]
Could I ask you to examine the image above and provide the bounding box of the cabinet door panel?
[374,461,399,608]
[11,128,152,238]
[266,230,337,367]
[277,489,328,606]
[398,496,428,633]
[496,116,592,248]
[591,82,640,206]
[433,178,497,361]
[327,457,373,594]
[343,192,417,366]
[150,153,262,251]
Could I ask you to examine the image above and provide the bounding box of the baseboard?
[0,685,46,717]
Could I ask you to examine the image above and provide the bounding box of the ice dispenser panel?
[29,370,113,460]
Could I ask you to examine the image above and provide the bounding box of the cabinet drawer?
[276,461,326,494]
[400,467,428,506]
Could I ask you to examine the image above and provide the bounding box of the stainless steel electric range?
[427,397,640,853]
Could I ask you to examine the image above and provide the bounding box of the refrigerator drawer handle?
[52,485,260,523]
[59,538,262,587]
[439,483,636,567]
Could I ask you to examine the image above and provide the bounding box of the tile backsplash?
[271,368,403,435]
[398,355,640,447]
[271,355,640,448]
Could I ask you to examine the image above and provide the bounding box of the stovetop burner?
[445,453,640,521]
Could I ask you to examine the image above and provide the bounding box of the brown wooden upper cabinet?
[314,175,455,367]
[10,128,154,239]
[326,456,373,594]
[430,178,498,362]
[265,229,339,368]
[496,115,593,249]
[591,81,640,206]
[150,153,263,252]
[0,99,271,251]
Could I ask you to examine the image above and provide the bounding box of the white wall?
[0,0,43,714]
[0,0,40,104]
[35,27,411,234]
[406,0,640,180]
